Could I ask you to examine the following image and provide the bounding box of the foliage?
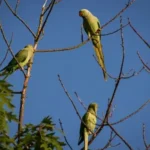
[16,116,66,150]
[0,79,17,149]
[0,80,65,150]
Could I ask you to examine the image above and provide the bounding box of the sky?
[0,0,150,149]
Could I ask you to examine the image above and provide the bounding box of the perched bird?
[0,45,34,79]
[78,103,98,150]
[79,9,107,81]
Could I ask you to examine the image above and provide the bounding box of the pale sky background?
[0,0,150,149]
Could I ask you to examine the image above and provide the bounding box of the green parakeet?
[0,45,34,79]
[79,9,107,81]
[78,103,98,150]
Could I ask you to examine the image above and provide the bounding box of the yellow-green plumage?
[78,103,98,150]
[0,45,34,79]
[79,9,107,81]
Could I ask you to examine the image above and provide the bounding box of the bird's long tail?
[93,43,107,81]
[84,129,88,150]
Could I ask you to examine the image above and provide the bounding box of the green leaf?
[5,112,18,122]
[0,80,14,110]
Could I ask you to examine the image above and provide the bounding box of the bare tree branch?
[36,38,90,53]
[128,19,150,49]
[58,74,96,136]
[43,0,61,15]
[101,23,129,36]
[14,0,20,13]
[108,123,133,150]
[120,67,145,79]
[35,0,56,42]
[93,54,143,80]
[111,99,150,125]
[42,0,48,8]
[99,131,121,150]
[58,74,82,120]
[74,91,87,110]
[137,51,150,72]
[142,123,150,150]
[143,124,148,149]
[59,119,73,150]
[101,0,136,29]
[3,0,36,38]
[35,0,48,42]
[0,32,13,67]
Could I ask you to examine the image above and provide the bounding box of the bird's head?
[88,103,98,112]
[24,44,34,51]
[25,44,33,48]
[79,9,92,18]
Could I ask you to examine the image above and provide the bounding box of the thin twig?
[128,19,150,49]
[93,54,144,80]
[14,0,20,13]
[0,25,26,77]
[111,99,150,125]
[3,0,36,38]
[36,38,90,52]
[0,33,13,67]
[35,0,56,42]
[0,48,9,67]
[74,92,87,110]
[108,123,133,150]
[99,131,121,150]
[101,0,136,29]
[58,74,95,136]
[120,67,144,79]
[58,74,82,120]
[101,23,129,36]
[43,0,61,15]
[142,123,148,149]
[35,0,48,42]
[42,0,48,8]
[59,119,73,150]
[137,52,150,72]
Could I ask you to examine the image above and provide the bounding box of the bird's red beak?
[79,11,82,16]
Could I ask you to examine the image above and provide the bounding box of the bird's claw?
[96,28,101,33]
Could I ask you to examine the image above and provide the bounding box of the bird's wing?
[8,49,29,66]
[83,20,91,38]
